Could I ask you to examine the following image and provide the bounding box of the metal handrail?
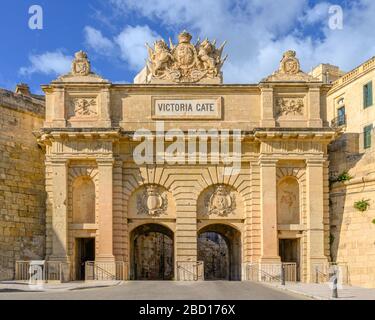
[176,261,204,281]
[246,264,282,282]
[85,261,116,280]
[331,115,347,129]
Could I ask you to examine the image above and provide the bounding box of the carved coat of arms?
[137,185,168,216]
[261,50,317,82]
[280,50,300,75]
[146,30,227,83]
[205,185,236,217]
[71,50,91,76]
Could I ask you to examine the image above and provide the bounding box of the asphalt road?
[0,281,307,300]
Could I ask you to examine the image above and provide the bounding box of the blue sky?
[0,0,374,94]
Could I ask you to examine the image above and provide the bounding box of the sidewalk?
[262,282,375,300]
[0,280,122,292]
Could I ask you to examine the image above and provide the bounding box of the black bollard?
[332,269,338,299]
[281,264,285,286]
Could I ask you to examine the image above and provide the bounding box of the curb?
[0,281,123,293]
[258,282,331,300]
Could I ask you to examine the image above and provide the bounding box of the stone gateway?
[34,32,336,283]
[5,30,374,287]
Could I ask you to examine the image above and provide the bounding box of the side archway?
[198,224,241,281]
[130,223,174,280]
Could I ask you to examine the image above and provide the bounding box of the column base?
[260,119,276,127]
[47,255,70,262]
[96,255,115,262]
[308,119,323,127]
[259,256,281,264]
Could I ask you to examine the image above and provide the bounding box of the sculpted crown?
[284,50,296,58]
[136,30,227,84]
[75,50,88,60]
[178,30,192,43]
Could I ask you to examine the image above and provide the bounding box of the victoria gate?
[37,32,336,282]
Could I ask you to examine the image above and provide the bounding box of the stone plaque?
[152,97,222,119]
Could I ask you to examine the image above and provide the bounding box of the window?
[364,81,373,108]
[364,124,373,149]
[337,106,346,126]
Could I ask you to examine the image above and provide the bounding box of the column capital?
[258,157,278,167]
[305,158,325,166]
[259,84,274,91]
[50,158,69,166]
[96,158,115,166]
[307,84,321,90]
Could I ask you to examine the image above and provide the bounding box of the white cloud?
[19,50,72,76]
[115,25,161,71]
[301,2,331,25]
[100,0,375,83]
[84,26,114,55]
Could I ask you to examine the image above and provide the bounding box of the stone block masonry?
[0,88,45,280]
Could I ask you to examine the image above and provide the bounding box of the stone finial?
[54,50,109,83]
[15,83,31,96]
[279,50,300,75]
[135,30,228,84]
[71,50,91,76]
[262,50,318,82]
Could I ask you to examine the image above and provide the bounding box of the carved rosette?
[145,30,227,83]
[71,98,97,117]
[276,98,304,116]
[205,185,236,217]
[137,185,168,217]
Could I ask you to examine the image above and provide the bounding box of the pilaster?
[96,158,115,262]
[260,85,276,127]
[52,86,67,127]
[307,85,323,127]
[306,158,328,281]
[49,159,69,261]
[259,158,280,264]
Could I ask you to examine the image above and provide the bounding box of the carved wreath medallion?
[71,98,97,116]
[276,98,304,116]
[205,185,236,217]
[137,185,168,217]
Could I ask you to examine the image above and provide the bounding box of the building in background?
[326,56,375,288]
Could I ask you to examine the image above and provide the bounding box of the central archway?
[131,224,174,280]
[198,224,241,281]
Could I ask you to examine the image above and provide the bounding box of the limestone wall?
[0,89,45,280]
[329,141,375,288]
[327,62,375,288]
